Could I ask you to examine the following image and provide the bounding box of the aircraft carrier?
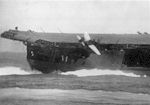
[1,29,150,73]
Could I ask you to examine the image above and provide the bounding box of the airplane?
[1,28,150,73]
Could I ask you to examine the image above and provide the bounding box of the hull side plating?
[27,44,125,73]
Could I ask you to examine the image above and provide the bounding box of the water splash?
[61,68,141,77]
[0,66,41,76]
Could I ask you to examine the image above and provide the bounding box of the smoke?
[61,68,142,77]
[0,66,41,76]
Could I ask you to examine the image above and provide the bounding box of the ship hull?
[26,43,150,73]
[27,51,125,73]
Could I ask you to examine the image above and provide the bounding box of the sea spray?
[61,68,141,77]
[0,66,41,75]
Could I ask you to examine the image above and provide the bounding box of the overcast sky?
[0,0,150,33]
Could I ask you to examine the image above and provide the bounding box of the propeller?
[76,32,101,55]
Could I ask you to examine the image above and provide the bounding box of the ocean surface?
[0,52,150,104]
[0,66,150,104]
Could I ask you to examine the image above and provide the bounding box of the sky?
[0,0,150,33]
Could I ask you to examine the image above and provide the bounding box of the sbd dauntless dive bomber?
[1,28,150,73]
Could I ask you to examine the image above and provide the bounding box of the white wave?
[0,66,41,76]
[61,68,141,77]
